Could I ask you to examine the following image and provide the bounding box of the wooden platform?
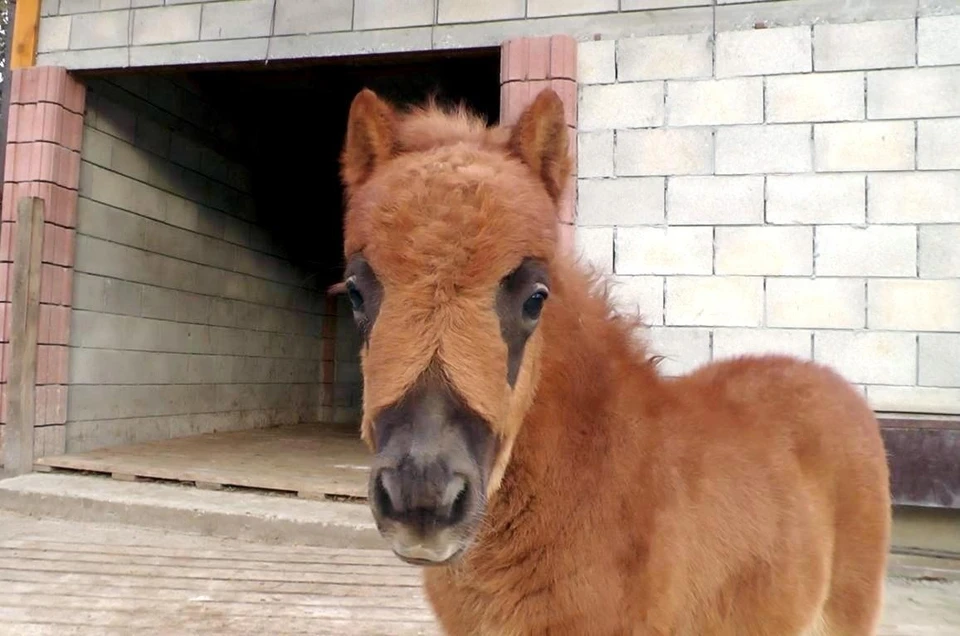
[34,423,372,500]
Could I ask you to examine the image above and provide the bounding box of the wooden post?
[3,197,44,474]
[11,0,41,70]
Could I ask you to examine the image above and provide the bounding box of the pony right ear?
[340,89,398,193]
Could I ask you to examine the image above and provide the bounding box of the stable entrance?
[31,50,501,500]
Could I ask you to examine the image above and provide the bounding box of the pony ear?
[340,88,398,193]
[507,88,572,204]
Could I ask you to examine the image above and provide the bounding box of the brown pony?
[335,86,891,635]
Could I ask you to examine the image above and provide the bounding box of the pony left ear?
[507,88,572,204]
[340,88,399,194]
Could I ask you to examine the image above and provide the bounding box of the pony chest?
[424,544,623,635]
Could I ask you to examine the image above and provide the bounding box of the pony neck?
[503,254,660,489]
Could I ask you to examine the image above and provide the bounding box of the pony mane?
[394,97,511,155]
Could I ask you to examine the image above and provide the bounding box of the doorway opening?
[36,49,501,500]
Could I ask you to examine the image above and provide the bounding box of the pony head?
[337,86,571,565]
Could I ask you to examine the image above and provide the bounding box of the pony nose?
[372,464,470,530]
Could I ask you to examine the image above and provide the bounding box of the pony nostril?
[374,470,401,519]
[441,474,470,525]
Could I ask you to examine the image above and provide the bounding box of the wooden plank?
[11,0,42,70]
[2,198,44,475]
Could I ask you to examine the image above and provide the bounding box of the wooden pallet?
[34,423,372,501]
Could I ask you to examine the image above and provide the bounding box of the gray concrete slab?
[0,472,385,550]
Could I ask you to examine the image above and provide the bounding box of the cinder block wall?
[575,15,960,416]
[67,76,330,452]
[32,0,960,420]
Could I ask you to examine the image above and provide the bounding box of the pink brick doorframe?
[499,35,578,254]
[0,66,85,469]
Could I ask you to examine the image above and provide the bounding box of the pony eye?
[345,279,364,312]
[522,287,548,321]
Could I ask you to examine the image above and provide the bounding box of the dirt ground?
[0,511,957,635]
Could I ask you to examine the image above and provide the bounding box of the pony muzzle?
[370,459,479,565]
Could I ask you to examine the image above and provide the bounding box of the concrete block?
[867,385,960,417]
[919,333,960,387]
[132,5,201,45]
[579,82,664,131]
[715,226,813,276]
[577,178,665,225]
[716,0,917,32]
[918,119,960,170]
[868,172,960,224]
[71,272,106,313]
[666,77,762,126]
[200,0,273,39]
[868,67,960,119]
[83,164,166,222]
[814,331,916,386]
[919,224,960,277]
[615,128,712,176]
[869,279,960,331]
[816,225,917,277]
[813,19,915,71]
[110,139,152,182]
[37,47,130,71]
[766,278,865,329]
[577,40,615,84]
[438,0,525,23]
[617,32,712,81]
[527,0,617,18]
[715,25,811,77]
[140,285,179,321]
[355,0,435,29]
[715,125,811,174]
[616,226,713,275]
[645,326,711,377]
[268,27,431,60]
[433,7,713,51]
[608,275,664,326]
[667,175,763,225]
[815,121,915,172]
[273,0,353,35]
[765,72,865,123]
[69,10,130,49]
[77,198,146,249]
[573,226,614,275]
[919,14,960,65]
[38,15,71,52]
[766,174,865,225]
[665,276,764,327]
[80,126,113,168]
[712,327,812,362]
[102,278,143,317]
[578,131,614,178]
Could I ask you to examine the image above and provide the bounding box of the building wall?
[575,16,960,416]
[66,75,330,452]
[28,0,960,419]
[34,1,960,70]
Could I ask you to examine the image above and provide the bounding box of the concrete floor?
[0,512,958,635]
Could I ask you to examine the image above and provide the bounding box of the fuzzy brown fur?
[339,87,892,635]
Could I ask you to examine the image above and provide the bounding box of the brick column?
[500,35,578,254]
[0,67,84,463]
